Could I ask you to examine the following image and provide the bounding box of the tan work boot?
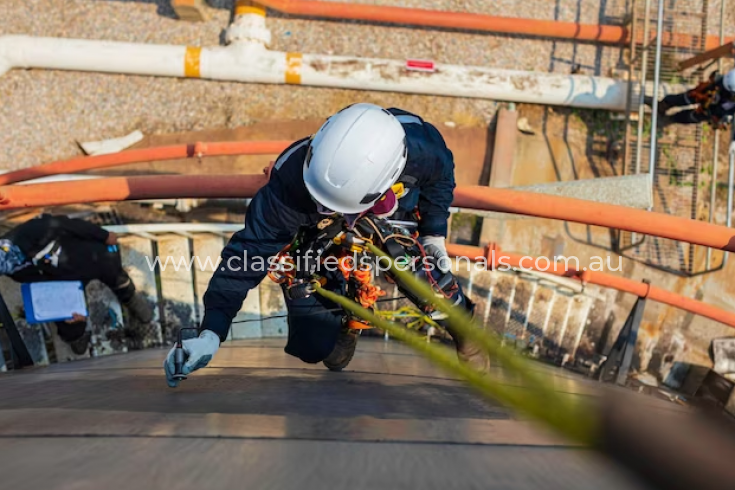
[455,336,491,374]
[442,298,491,373]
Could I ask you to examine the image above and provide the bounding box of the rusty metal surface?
[0,339,646,490]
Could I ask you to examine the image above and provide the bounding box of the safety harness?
[687,72,735,127]
[267,214,459,330]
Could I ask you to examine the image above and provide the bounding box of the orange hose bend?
[4,160,732,330]
[0,141,291,186]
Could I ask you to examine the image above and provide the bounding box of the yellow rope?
[376,306,438,329]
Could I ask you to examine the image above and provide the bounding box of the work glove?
[164,329,220,388]
[420,235,451,274]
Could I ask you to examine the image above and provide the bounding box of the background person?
[0,214,153,351]
[645,69,735,133]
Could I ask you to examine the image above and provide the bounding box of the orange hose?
[0,174,269,209]
[3,178,735,256]
[446,243,735,328]
[3,178,735,255]
[257,0,732,48]
[6,165,731,328]
[261,0,627,43]
[0,141,291,186]
[6,171,724,327]
[452,186,735,253]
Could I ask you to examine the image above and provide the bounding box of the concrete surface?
[0,338,647,490]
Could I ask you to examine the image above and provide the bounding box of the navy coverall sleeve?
[201,183,307,341]
[417,127,456,238]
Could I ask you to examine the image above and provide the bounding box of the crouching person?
[0,214,153,350]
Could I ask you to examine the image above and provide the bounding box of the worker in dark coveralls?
[165,103,487,387]
[645,68,735,132]
[0,214,153,353]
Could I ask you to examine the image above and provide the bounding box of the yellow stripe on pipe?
[285,52,303,85]
[235,0,266,17]
[184,46,202,78]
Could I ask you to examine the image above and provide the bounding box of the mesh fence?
[622,0,724,274]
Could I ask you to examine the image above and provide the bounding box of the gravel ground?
[0,0,731,169]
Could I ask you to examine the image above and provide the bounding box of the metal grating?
[621,0,718,275]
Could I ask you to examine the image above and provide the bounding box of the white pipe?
[299,52,629,110]
[0,5,691,113]
[1,36,188,78]
[0,33,647,111]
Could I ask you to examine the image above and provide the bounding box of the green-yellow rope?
[312,245,600,445]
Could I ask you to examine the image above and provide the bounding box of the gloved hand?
[420,235,451,273]
[164,329,220,388]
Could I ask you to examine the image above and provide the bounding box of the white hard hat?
[303,103,407,214]
[724,69,735,93]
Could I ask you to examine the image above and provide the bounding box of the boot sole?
[323,347,356,372]
[323,333,359,372]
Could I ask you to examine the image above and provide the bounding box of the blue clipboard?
[21,281,88,324]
